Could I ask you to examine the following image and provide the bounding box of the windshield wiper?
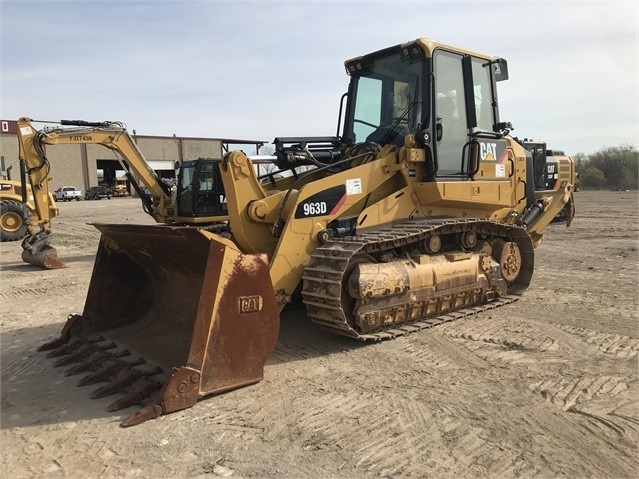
[380,100,418,145]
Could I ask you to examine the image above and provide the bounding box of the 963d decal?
[295,185,346,218]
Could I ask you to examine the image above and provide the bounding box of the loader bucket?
[39,224,280,426]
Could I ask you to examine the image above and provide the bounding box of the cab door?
[433,50,499,179]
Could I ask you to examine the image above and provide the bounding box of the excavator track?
[302,218,534,340]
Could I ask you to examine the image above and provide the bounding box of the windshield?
[177,160,227,217]
[177,162,196,216]
[344,53,424,146]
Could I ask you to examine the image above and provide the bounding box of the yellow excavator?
[16,118,230,268]
[31,38,574,426]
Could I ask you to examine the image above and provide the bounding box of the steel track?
[302,218,533,340]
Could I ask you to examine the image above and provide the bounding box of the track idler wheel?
[493,241,522,283]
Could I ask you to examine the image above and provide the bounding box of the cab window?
[352,77,382,142]
[348,54,422,146]
[434,50,468,175]
[471,57,494,132]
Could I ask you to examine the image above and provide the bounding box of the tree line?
[573,145,638,190]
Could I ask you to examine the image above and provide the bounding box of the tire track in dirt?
[556,325,639,358]
[348,398,501,477]
[246,329,531,477]
[568,394,639,444]
[441,314,639,449]
[530,375,629,411]
[0,282,80,301]
[248,389,480,477]
[439,316,562,366]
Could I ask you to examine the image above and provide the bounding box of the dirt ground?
[1,190,637,478]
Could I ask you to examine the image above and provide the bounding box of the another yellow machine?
[0,179,58,242]
[16,118,229,267]
[112,177,130,197]
[35,38,575,426]
[521,140,575,223]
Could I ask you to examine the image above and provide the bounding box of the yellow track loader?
[35,38,575,426]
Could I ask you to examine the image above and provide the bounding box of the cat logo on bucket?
[239,295,263,314]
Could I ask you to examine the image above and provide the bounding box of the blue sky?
[1,0,637,155]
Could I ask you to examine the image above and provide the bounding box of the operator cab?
[177,159,228,218]
[342,39,510,181]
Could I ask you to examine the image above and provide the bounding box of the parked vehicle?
[85,186,112,200]
[113,177,130,197]
[54,186,82,202]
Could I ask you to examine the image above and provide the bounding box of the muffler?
[39,223,280,426]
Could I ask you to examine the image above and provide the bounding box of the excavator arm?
[16,117,177,268]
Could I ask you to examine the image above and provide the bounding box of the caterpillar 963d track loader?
[35,38,575,426]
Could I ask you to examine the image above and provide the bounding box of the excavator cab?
[176,159,228,218]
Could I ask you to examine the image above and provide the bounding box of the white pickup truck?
[54,186,82,202]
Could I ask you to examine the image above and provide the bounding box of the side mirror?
[493,58,509,82]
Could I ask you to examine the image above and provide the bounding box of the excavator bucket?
[21,233,66,269]
[38,224,280,426]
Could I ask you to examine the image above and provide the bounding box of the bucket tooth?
[105,379,162,412]
[95,340,117,351]
[120,402,163,427]
[77,361,119,387]
[66,348,131,377]
[53,343,99,367]
[46,339,84,358]
[66,355,102,376]
[89,366,159,399]
[46,335,105,360]
[37,337,65,352]
[90,369,143,399]
[38,314,86,352]
[77,356,144,387]
[52,339,114,367]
